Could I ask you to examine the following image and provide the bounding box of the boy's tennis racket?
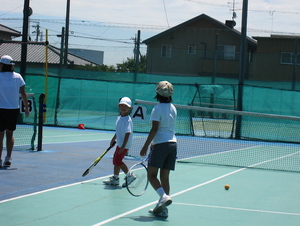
[82,142,116,177]
[126,156,149,197]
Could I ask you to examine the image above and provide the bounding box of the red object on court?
[78,124,85,129]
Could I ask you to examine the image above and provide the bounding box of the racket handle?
[110,140,116,148]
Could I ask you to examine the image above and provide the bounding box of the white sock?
[114,175,119,179]
[156,187,166,198]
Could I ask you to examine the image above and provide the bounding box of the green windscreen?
[20,68,300,150]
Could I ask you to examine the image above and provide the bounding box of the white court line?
[44,133,103,138]
[0,176,110,204]
[41,139,110,145]
[174,202,300,216]
[179,145,261,162]
[93,150,300,225]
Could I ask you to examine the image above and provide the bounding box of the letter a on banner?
[132,105,146,120]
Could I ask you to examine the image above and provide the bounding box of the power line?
[0,5,23,17]
[185,0,300,14]
[69,34,134,44]
[162,0,170,28]
[0,18,168,30]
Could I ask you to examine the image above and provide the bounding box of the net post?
[30,94,37,150]
[37,94,45,151]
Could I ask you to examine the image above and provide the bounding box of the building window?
[161,45,172,58]
[217,45,236,60]
[188,46,197,54]
[281,52,300,65]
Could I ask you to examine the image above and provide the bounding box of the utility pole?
[64,0,70,67]
[134,30,141,81]
[292,38,298,90]
[59,27,65,68]
[20,0,31,78]
[236,0,248,139]
[212,33,218,85]
[32,22,40,41]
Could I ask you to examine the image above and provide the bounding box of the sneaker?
[122,173,137,187]
[153,195,172,215]
[3,157,11,167]
[149,208,168,218]
[103,176,119,185]
[0,159,2,168]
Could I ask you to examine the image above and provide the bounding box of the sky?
[0,0,299,66]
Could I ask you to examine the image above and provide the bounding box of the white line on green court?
[92,201,158,226]
[93,167,247,225]
[174,203,300,216]
[92,150,299,225]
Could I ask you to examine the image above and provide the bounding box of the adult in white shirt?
[0,55,29,167]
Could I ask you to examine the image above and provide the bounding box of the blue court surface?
[0,127,300,225]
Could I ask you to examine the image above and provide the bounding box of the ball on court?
[224,184,230,190]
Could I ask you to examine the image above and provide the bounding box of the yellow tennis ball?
[224,184,230,190]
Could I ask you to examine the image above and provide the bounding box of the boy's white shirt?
[116,115,133,149]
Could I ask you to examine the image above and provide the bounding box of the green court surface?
[0,127,300,225]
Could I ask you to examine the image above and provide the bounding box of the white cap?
[156,81,174,97]
[0,55,15,65]
[119,97,132,107]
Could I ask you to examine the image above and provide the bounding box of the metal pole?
[235,0,248,139]
[134,30,141,82]
[64,0,70,67]
[60,27,65,68]
[292,38,298,90]
[20,0,30,78]
[212,33,218,85]
[37,94,45,151]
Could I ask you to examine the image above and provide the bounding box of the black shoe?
[3,157,11,167]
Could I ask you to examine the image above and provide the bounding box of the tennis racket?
[125,155,149,197]
[82,141,116,177]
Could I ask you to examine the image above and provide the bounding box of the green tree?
[74,64,116,72]
[116,55,146,73]
[73,54,146,73]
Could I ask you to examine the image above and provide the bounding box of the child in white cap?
[103,97,136,187]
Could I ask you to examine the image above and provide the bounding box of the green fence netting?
[23,68,300,144]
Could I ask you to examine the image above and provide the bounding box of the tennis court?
[0,126,299,226]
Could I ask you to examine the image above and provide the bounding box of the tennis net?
[4,94,38,150]
[130,99,300,172]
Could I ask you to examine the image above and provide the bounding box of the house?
[0,24,99,68]
[68,49,104,65]
[0,24,21,40]
[143,14,257,79]
[0,42,98,68]
[251,35,300,82]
